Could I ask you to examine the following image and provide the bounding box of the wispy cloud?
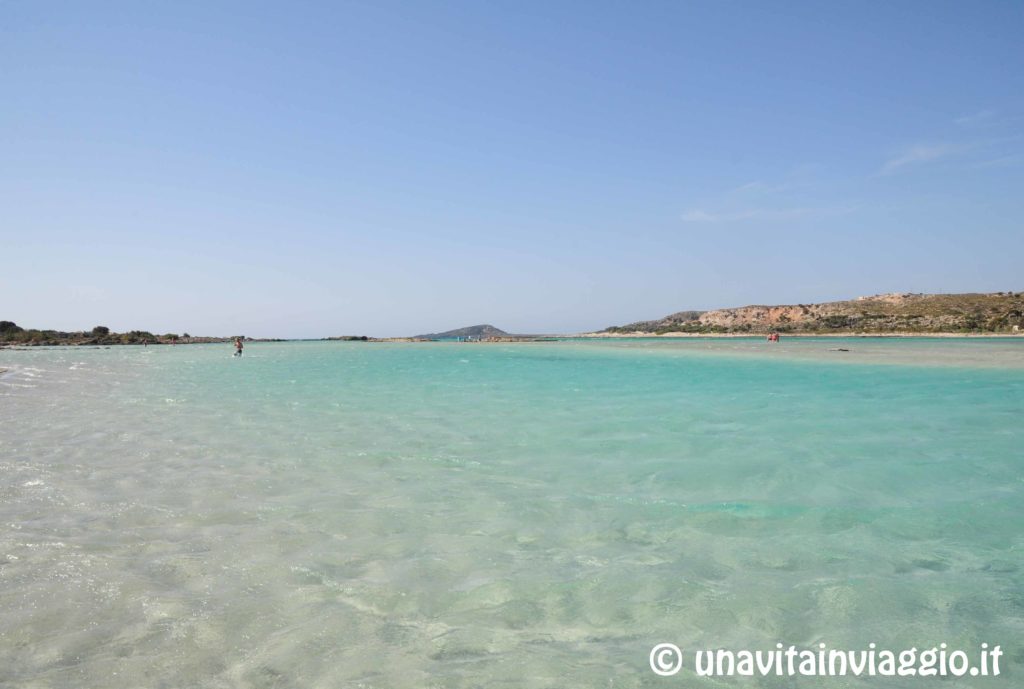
[725,166,822,197]
[879,133,1021,175]
[682,167,854,224]
[955,110,996,127]
[879,144,961,175]
[680,206,854,223]
[970,154,1022,170]
[726,180,792,195]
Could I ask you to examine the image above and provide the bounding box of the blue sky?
[3,1,1022,337]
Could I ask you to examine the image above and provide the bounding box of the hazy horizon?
[4,2,1023,338]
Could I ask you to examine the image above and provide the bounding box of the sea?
[2,338,1022,688]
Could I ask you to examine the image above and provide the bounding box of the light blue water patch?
[1,340,1022,687]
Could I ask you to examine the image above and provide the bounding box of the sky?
[2,1,1023,337]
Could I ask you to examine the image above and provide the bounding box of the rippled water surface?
[2,339,1023,687]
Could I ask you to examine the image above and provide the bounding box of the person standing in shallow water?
[234,337,243,357]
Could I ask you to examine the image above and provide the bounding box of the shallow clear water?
[2,339,1022,687]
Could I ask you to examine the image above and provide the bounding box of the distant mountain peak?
[415,324,509,339]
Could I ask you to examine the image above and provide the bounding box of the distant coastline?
[594,291,1024,336]
[5,291,1024,347]
[575,331,1024,339]
[0,321,286,348]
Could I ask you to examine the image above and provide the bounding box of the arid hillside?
[601,292,1024,334]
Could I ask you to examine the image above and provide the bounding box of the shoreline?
[3,333,1024,350]
[573,331,1024,339]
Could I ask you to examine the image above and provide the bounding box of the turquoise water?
[2,339,1022,687]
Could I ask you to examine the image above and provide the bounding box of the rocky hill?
[601,292,1024,334]
[415,324,510,340]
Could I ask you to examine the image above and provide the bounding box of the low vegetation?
[0,322,232,346]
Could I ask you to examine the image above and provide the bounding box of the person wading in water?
[234,337,243,357]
